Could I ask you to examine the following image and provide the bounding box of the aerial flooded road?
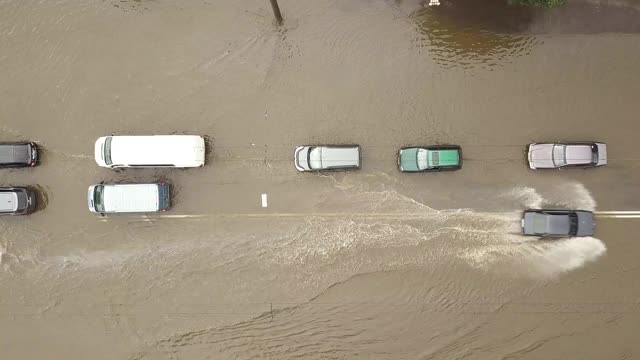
[1,0,640,359]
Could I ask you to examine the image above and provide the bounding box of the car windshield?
[104,137,113,166]
[569,212,578,236]
[308,147,322,169]
[591,144,598,164]
[552,144,566,166]
[296,149,308,170]
[417,149,429,170]
[94,185,105,212]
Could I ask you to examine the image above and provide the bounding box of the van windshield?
[308,147,322,169]
[552,144,566,166]
[591,144,598,164]
[94,185,105,212]
[104,137,113,166]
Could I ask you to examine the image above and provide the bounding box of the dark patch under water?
[410,0,640,68]
[415,0,640,34]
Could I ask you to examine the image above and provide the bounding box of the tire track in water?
[4,181,610,280]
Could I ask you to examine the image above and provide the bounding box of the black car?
[0,142,38,168]
[0,187,37,215]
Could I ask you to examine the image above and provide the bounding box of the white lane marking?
[261,193,268,208]
[594,211,640,219]
[594,211,640,215]
[595,215,640,219]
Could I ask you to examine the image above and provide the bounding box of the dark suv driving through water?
[0,187,37,215]
[0,142,38,168]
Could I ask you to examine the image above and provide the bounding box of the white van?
[87,183,170,214]
[294,145,361,172]
[94,135,205,168]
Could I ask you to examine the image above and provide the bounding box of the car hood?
[87,185,97,212]
[399,148,420,172]
[528,144,555,169]
[94,137,107,167]
[294,146,311,171]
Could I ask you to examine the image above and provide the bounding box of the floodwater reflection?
[412,0,540,68]
[411,0,640,68]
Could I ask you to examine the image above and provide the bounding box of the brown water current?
[1,0,640,359]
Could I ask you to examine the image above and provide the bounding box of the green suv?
[398,145,462,172]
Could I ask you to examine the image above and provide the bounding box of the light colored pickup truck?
[527,142,607,169]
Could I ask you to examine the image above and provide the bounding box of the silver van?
[87,183,170,214]
[294,145,361,171]
[0,187,37,215]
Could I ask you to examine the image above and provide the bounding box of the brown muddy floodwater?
[1,0,640,359]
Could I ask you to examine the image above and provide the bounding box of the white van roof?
[95,135,205,167]
[310,146,360,169]
[102,184,160,212]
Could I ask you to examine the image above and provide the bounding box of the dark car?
[0,187,37,215]
[521,209,594,237]
[0,142,38,168]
